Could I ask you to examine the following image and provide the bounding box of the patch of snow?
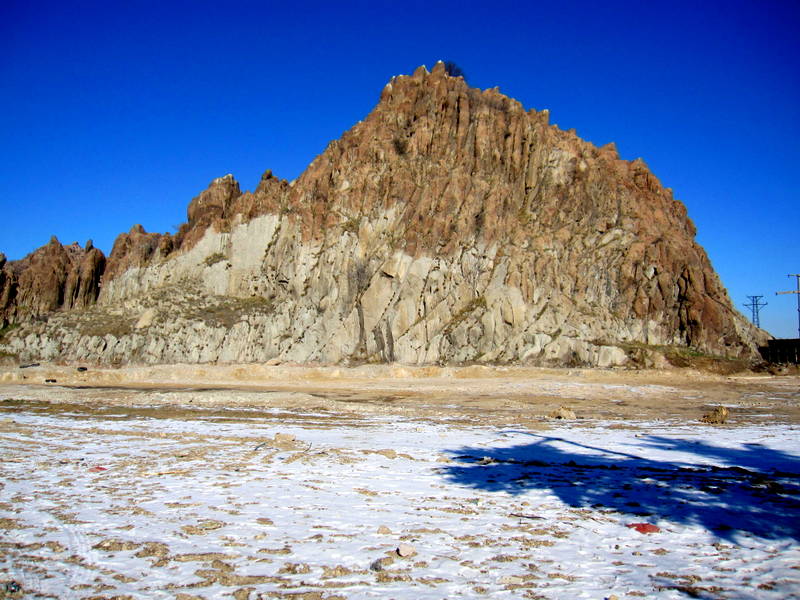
[0,403,798,599]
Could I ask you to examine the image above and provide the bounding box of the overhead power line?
[776,274,800,339]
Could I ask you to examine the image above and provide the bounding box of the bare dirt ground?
[1,362,799,426]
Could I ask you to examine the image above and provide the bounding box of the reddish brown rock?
[103,224,169,283]
[0,237,105,326]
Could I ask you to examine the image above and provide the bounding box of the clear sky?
[1,0,798,338]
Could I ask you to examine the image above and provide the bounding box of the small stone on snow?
[396,543,416,557]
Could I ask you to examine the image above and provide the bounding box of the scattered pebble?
[396,543,416,558]
[701,406,729,425]
[549,406,577,420]
[369,558,384,572]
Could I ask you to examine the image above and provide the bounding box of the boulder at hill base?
[0,63,767,367]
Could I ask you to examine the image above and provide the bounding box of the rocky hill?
[0,62,766,367]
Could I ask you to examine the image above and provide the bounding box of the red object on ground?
[627,522,660,534]
[89,466,107,472]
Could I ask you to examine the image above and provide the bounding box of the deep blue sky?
[1,1,798,338]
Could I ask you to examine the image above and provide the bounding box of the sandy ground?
[1,363,799,426]
[0,364,798,599]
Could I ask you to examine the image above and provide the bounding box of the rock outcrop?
[0,237,104,328]
[0,63,767,366]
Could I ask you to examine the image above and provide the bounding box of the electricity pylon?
[743,295,767,328]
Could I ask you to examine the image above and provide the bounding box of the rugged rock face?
[103,224,170,283]
[0,237,105,328]
[0,63,766,366]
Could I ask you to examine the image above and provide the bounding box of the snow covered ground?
[1,394,799,599]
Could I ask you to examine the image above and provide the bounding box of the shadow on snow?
[441,431,800,541]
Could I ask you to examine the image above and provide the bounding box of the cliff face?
[0,63,765,366]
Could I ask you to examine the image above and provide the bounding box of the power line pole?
[776,274,800,338]
[743,295,767,328]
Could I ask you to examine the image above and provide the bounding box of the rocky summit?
[0,62,766,367]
